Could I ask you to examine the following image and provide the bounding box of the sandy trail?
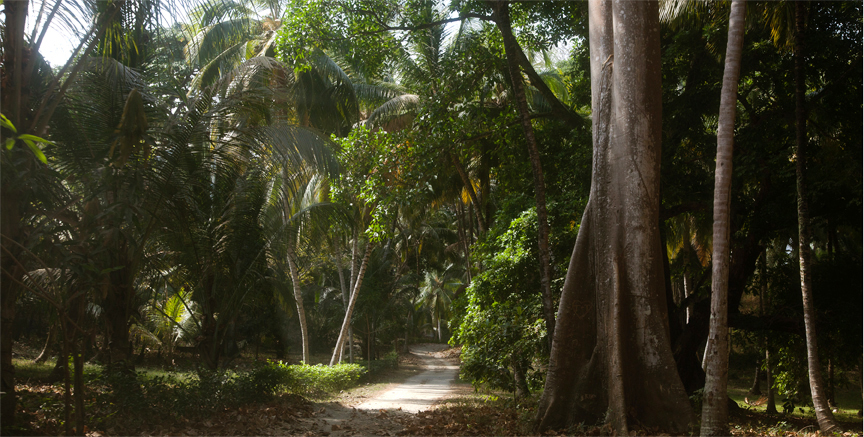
[266,343,460,436]
[355,344,460,413]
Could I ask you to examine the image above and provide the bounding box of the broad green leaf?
[0,114,17,133]
[5,139,14,150]
[24,140,48,164]
[17,134,54,145]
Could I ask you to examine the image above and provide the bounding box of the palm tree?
[184,0,283,92]
[142,286,198,363]
[416,266,461,341]
[50,58,164,371]
[700,1,746,435]
[791,2,839,431]
[1,0,169,422]
[660,1,841,431]
[269,169,347,364]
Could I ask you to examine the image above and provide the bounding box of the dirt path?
[266,344,461,436]
[356,344,460,413]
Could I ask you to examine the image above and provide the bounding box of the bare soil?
[263,343,465,436]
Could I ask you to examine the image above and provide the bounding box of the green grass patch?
[727,371,862,424]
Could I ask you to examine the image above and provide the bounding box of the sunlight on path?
[356,345,459,413]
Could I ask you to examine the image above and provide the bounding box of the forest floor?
[8,340,864,436]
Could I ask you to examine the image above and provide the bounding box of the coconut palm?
[701,1,746,434]
[266,168,348,364]
[660,1,841,431]
[1,0,179,422]
[142,286,199,363]
[416,265,462,341]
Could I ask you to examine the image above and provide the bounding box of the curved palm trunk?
[286,244,310,364]
[700,1,746,435]
[330,241,373,366]
[534,1,691,433]
[793,3,839,432]
[490,1,556,345]
[448,151,486,233]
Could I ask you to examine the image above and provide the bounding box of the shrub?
[276,361,366,396]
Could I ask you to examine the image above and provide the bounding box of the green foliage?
[1,113,51,163]
[275,0,396,76]
[452,209,549,393]
[275,361,366,396]
[331,126,409,241]
[95,360,366,428]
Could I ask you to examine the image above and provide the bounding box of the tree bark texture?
[701,1,746,434]
[1,1,30,426]
[491,0,556,347]
[793,2,839,432]
[534,0,691,433]
[330,241,373,365]
[286,244,310,364]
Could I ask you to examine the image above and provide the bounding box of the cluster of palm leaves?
[2,0,502,375]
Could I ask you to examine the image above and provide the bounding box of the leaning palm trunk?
[490,1,556,345]
[335,253,351,363]
[700,1,746,435]
[793,2,839,432]
[286,244,310,364]
[330,241,373,365]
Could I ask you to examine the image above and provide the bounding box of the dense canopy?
[1,0,861,435]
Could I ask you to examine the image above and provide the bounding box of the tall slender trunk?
[490,1,555,346]
[335,251,350,363]
[330,241,374,365]
[448,151,486,232]
[69,288,86,437]
[404,310,411,353]
[793,3,839,432]
[286,244,310,364]
[534,0,691,433]
[512,353,530,400]
[348,228,359,362]
[35,322,56,363]
[701,2,746,434]
[62,328,73,436]
[457,201,472,285]
[761,250,777,413]
[748,365,762,395]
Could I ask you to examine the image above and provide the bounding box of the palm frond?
[365,94,420,131]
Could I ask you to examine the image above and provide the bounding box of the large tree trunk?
[534,0,691,433]
[793,2,839,432]
[286,244,310,364]
[330,241,373,365]
[0,1,30,427]
[700,1,746,434]
[490,0,556,347]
